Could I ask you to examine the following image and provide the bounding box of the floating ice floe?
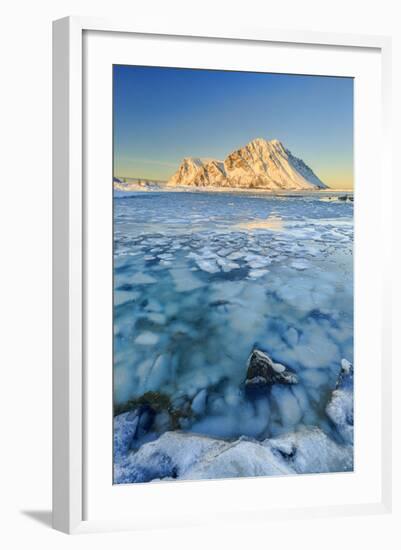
[248,269,269,279]
[196,259,220,273]
[130,272,157,285]
[134,332,160,345]
[169,268,205,292]
[290,259,311,271]
[147,312,167,325]
[191,389,208,416]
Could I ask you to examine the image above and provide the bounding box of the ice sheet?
[113,191,353,482]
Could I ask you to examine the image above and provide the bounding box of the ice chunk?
[209,280,245,301]
[216,257,240,272]
[216,248,234,257]
[170,268,205,292]
[145,354,171,392]
[271,386,302,427]
[290,259,310,271]
[130,272,157,285]
[191,389,208,415]
[114,365,135,404]
[147,312,167,325]
[134,332,160,345]
[226,251,246,261]
[248,269,269,279]
[302,368,329,388]
[143,299,163,312]
[285,327,299,347]
[114,289,138,307]
[196,259,220,273]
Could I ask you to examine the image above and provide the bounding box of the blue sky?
[113,65,353,189]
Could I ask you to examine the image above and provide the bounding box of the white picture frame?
[52,16,392,534]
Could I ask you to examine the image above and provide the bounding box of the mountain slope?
[167,138,327,190]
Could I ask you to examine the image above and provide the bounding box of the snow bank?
[114,426,353,484]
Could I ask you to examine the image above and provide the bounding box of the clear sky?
[114,65,353,189]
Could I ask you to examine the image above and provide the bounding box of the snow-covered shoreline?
[114,359,354,484]
[114,185,353,196]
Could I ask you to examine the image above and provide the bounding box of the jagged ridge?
[167,138,327,190]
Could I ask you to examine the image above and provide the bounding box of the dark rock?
[338,194,353,202]
[245,349,298,391]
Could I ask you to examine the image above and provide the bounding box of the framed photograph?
[52,17,392,533]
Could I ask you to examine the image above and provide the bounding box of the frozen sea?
[113,191,354,483]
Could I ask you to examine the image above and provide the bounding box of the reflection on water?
[235,215,284,231]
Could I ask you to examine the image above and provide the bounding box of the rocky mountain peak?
[167,138,327,190]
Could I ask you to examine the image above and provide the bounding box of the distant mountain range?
[167,138,327,191]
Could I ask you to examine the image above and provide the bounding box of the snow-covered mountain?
[167,138,327,190]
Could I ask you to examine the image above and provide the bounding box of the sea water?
[113,191,353,448]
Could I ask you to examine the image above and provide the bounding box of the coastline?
[114,184,353,196]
